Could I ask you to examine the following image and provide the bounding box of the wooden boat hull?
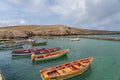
[31,47,60,55]
[32,42,47,46]
[0,41,5,44]
[40,66,89,80]
[0,46,22,50]
[31,49,69,61]
[0,44,23,50]
[5,39,35,45]
[49,66,89,80]
[12,47,60,56]
[40,57,93,80]
[11,48,42,56]
[35,51,67,61]
[70,38,80,41]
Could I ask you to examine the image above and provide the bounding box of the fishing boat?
[0,44,23,50]
[0,41,5,45]
[5,39,35,45]
[22,39,36,44]
[31,49,69,61]
[31,47,61,54]
[11,48,43,56]
[0,39,13,45]
[26,39,35,43]
[40,57,93,80]
[0,39,11,42]
[12,47,60,56]
[70,38,80,41]
[0,69,6,80]
[32,42,47,46]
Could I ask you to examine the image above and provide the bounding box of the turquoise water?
[0,37,120,80]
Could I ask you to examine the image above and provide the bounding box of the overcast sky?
[0,0,120,31]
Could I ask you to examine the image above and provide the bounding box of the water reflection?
[11,55,30,60]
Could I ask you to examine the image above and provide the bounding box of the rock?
[0,25,120,39]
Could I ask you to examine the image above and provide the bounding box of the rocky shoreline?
[68,35,120,41]
[0,25,120,41]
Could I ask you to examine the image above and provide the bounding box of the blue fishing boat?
[0,44,23,50]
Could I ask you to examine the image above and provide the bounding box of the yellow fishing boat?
[40,57,93,80]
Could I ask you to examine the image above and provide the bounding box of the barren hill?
[0,25,120,39]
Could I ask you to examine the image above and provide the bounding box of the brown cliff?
[0,25,120,39]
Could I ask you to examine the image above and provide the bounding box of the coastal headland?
[0,25,120,41]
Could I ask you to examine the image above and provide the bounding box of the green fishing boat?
[32,42,47,46]
[31,49,69,61]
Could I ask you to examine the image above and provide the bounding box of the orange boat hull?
[40,57,93,80]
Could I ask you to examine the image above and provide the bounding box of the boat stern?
[40,70,50,80]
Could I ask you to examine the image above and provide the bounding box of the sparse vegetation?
[0,25,120,39]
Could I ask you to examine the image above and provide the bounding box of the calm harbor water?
[82,34,120,38]
[0,36,120,80]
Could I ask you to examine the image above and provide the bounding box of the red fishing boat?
[31,47,61,54]
[12,47,60,56]
[11,48,43,56]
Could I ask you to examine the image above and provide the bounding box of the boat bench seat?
[63,68,72,73]
[43,74,49,78]
[57,70,64,74]
[73,65,80,69]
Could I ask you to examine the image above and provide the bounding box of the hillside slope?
[0,25,120,39]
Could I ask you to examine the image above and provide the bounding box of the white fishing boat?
[70,38,80,41]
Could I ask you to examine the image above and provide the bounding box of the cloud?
[51,0,86,19]
[0,2,12,12]
[0,0,50,26]
[7,0,21,5]
[0,19,27,26]
[0,20,11,24]
[5,0,51,15]
[19,19,27,24]
[51,0,120,30]
[0,0,120,30]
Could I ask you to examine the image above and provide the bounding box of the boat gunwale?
[35,49,69,58]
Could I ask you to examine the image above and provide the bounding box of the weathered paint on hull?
[0,46,23,50]
[34,51,68,62]
[32,42,47,46]
[40,57,93,80]
[40,65,89,80]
